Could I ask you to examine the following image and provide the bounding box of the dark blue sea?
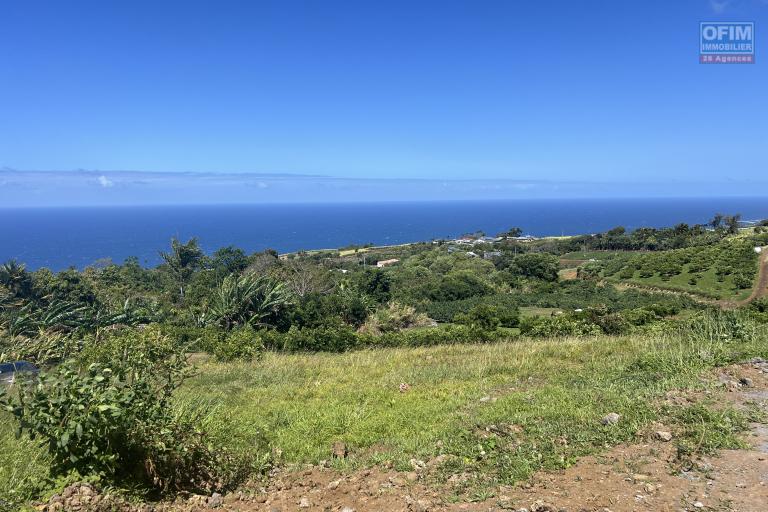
[1,198,767,270]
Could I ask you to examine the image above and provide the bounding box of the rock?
[208,492,223,508]
[399,382,411,393]
[740,377,754,387]
[299,497,311,508]
[633,473,650,481]
[693,501,704,508]
[189,494,208,506]
[411,498,432,512]
[601,413,621,426]
[332,441,348,458]
[655,430,673,442]
[327,479,341,490]
[479,395,491,402]
[410,458,426,470]
[341,508,356,512]
[389,475,407,487]
[725,380,741,392]
[406,472,419,482]
[531,500,557,512]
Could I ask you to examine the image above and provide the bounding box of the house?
[466,251,479,258]
[483,251,502,259]
[376,258,400,268]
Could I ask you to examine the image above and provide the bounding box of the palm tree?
[209,273,292,330]
[0,259,34,299]
[159,238,203,302]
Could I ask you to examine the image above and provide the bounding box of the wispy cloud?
[97,175,114,188]
[710,0,730,13]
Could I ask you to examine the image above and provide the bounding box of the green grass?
[176,323,767,489]
[0,414,51,506]
[4,318,767,503]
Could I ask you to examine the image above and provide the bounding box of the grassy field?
[176,319,766,490]
[4,317,766,502]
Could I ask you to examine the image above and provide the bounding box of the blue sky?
[1,0,767,205]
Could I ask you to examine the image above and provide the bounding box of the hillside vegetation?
[1,215,767,508]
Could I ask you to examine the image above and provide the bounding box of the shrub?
[360,324,508,348]
[266,323,359,352]
[426,293,520,323]
[521,315,602,337]
[212,326,264,362]
[621,307,659,326]
[1,327,255,494]
[454,304,519,330]
[359,302,431,335]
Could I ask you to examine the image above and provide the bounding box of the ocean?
[2,198,767,270]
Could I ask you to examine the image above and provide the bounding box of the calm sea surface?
[2,198,767,270]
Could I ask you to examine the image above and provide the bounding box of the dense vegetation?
[1,215,766,508]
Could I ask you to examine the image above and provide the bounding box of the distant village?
[371,231,540,268]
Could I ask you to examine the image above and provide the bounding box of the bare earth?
[164,362,768,512]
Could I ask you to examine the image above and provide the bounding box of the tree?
[210,246,249,277]
[281,260,333,298]
[159,238,203,302]
[0,259,35,300]
[499,227,523,238]
[710,213,724,229]
[208,273,292,330]
[510,253,559,282]
[724,214,742,234]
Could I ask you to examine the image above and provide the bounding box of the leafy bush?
[427,270,494,301]
[454,303,519,330]
[264,323,359,352]
[425,293,521,323]
[1,327,255,494]
[359,302,432,335]
[212,326,264,362]
[520,315,602,337]
[360,324,509,348]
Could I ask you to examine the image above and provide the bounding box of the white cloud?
[97,175,114,188]
[710,0,730,13]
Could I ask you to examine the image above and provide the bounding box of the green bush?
[454,303,519,330]
[264,323,359,352]
[520,315,602,337]
[212,326,265,362]
[359,302,432,335]
[360,324,507,348]
[1,327,255,494]
[426,293,521,323]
